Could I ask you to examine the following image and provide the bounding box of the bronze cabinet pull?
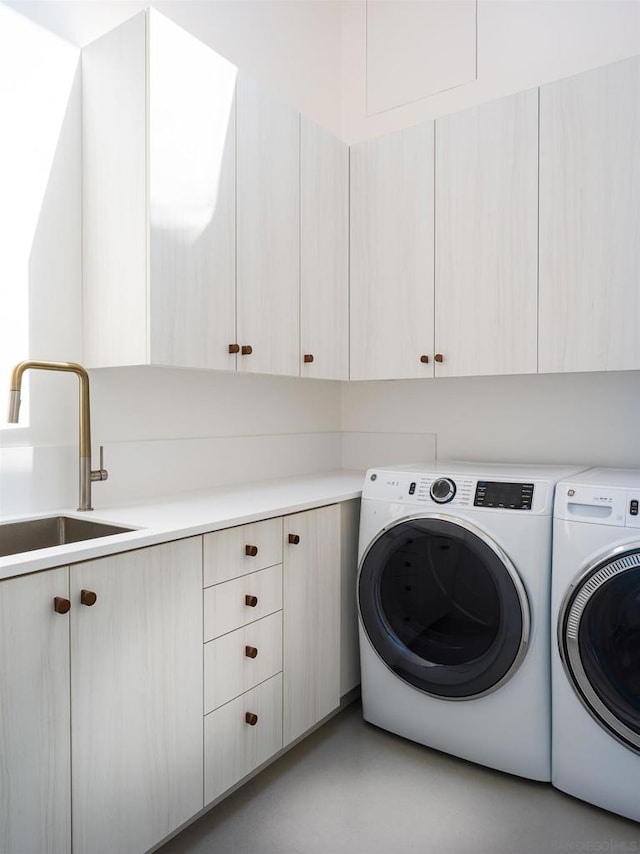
[420,355,429,364]
[245,545,258,557]
[53,597,71,614]
[434,353,444,363]
[303,354,314,363]
[80,590,97,607]
[245,595,258,607]
[228,344,240,354]
[245,645,258,659]
[245,712,258,726]
[241,345,253,355]
[288,534,300,545]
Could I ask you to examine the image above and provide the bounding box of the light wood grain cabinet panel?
[300,117,349,379]
[237,73,300,376]
[148,11,237,370]
[350,123,435,380]
[204,673,283,805]
[82,12,147,367]
[539,56,640,373]
[0,567,71,854]
[204,611,283,713]
[204,517,283,587]
[204,563,283,641]
[435,90,539,377]
[83,9,237,370]
[70,538,203,854]
[283,505,341,746]
[339,499,361,697]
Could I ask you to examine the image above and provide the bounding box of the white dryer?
[358,461,584,782]
[552,468,640,821]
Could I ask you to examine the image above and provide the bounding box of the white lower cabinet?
[0,567,71,854]
[0,499,360,853]
[204,611,283,713]
[71,539,204,854]
[283,505,341,746]
[0,539,204,854]
[205,673,284,804]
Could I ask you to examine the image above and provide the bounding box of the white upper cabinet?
[435,90,539,377]
[236,74,301,377]
[300,117,349,380]
[539,56,640,374]
[83,10,237,370]
[350,123,435,380]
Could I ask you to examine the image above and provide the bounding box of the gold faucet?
[7,360,108,511]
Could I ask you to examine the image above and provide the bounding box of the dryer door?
[559,545,640,753]
[358,515,530,699]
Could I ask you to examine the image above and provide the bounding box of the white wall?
[4,0,345,138]
[342,0,640,142]
[342,371,640,469]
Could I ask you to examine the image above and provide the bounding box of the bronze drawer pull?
[241,345,253,355]
[245,712,258,726]
[288,534,300,545]
[245,595,258,607]
[80,590,97,607]
[245,545,258,557]
[245,645,258,659]
[434,353,444,363]
[303,354,314,364]
[228,343,240,354]
[53,597,71,614]
[420,355,429,364]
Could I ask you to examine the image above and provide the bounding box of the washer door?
[559,546,640,753]
[358,515,530,700]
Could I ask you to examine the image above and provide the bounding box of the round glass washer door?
[558,546,640,753]
[358,515,530,700]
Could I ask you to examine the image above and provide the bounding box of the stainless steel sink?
[0,516,135,558]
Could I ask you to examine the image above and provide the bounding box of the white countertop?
[0,470,364,580]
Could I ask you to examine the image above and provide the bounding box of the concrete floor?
[159,700,640,854]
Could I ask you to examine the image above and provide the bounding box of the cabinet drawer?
[204,564,282,642]
[204,611,282,713]
[204,673,283,805]
[204,518,283,587]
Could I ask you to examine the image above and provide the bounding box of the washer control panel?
[362,469,551,512]
[473,481,534,511]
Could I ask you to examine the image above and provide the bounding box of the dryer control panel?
[555,484,640,528]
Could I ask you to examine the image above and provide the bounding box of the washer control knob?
[430,477,457,504]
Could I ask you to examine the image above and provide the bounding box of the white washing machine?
[358,461,585,782]
[552,467,640,821]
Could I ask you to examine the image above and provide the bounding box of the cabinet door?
[300,117,349,379]
[0,568,71,854]
[435,90,538,377]
[237,73,300,376]
[539,56,640,373]
[283,505,341,746]
[148,9,237,371]
[350,123,435,380]
[70,539,203,854]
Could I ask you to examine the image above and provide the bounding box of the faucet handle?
[91,445,109,482]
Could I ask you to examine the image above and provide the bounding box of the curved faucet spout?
[7,360,107,511]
